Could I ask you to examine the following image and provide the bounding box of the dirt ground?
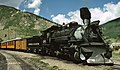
[0,50,120,70]
[0,53,7,70]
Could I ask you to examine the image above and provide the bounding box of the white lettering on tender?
[28,43,39,46]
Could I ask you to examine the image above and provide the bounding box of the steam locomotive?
[0,7,113,65]
[41,7,113,64]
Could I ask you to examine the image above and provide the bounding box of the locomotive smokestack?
[80,7,91,26]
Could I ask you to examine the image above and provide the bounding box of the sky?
[0,0,120,25]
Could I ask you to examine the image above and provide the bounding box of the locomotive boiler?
[41,7,113,65]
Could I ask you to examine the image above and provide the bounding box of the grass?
[49,66,64,70]
[0,5,57,40]
[27,57,64,70]
[112,51,120,57]
[102,17,120,43]
[30,57,49,67]
[112,51,120,62]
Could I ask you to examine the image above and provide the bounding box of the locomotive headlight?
[74,27,85,40]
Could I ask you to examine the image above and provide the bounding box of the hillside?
[0,5,59,40]
[102,17,120,43]
[1,5,120,43]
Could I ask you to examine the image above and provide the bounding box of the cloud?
[27,0,42,15]
[51,1,120,25]
[51,10,83,25]
[51,14,70,25]
[0,0,23,8]
[28,0,42,8]
[90,2,120,24]
[34,8,40,15]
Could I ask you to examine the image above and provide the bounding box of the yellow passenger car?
[16,39,22,50]
[7,40,15,49]
[1,41,7,49]
[21,39,27,50]
[0,36,41,52]
[15,39,27,51]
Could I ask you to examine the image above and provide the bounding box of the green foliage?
[29,57,63,70]
[49,66,62,70]
[112,52,120,61]
[0,5,57,40]
[112,52,120,56]
[102,17,120,43]
[0,38,3,42]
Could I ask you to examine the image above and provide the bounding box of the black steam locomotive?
[0,7,113,65]
[41,7,113,64]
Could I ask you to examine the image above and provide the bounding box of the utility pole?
[8,27,10,40]
[15,29,16,38]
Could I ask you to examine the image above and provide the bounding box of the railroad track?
[0,50,37,70]
[0,52,7,70]
[111,64,120,70]
[1,50,120,70]
[1,52,22,70]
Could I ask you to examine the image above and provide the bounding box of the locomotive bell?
[80,7,91,25]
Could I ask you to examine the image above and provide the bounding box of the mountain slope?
[0,5,59,40]
[102,17,120,43]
